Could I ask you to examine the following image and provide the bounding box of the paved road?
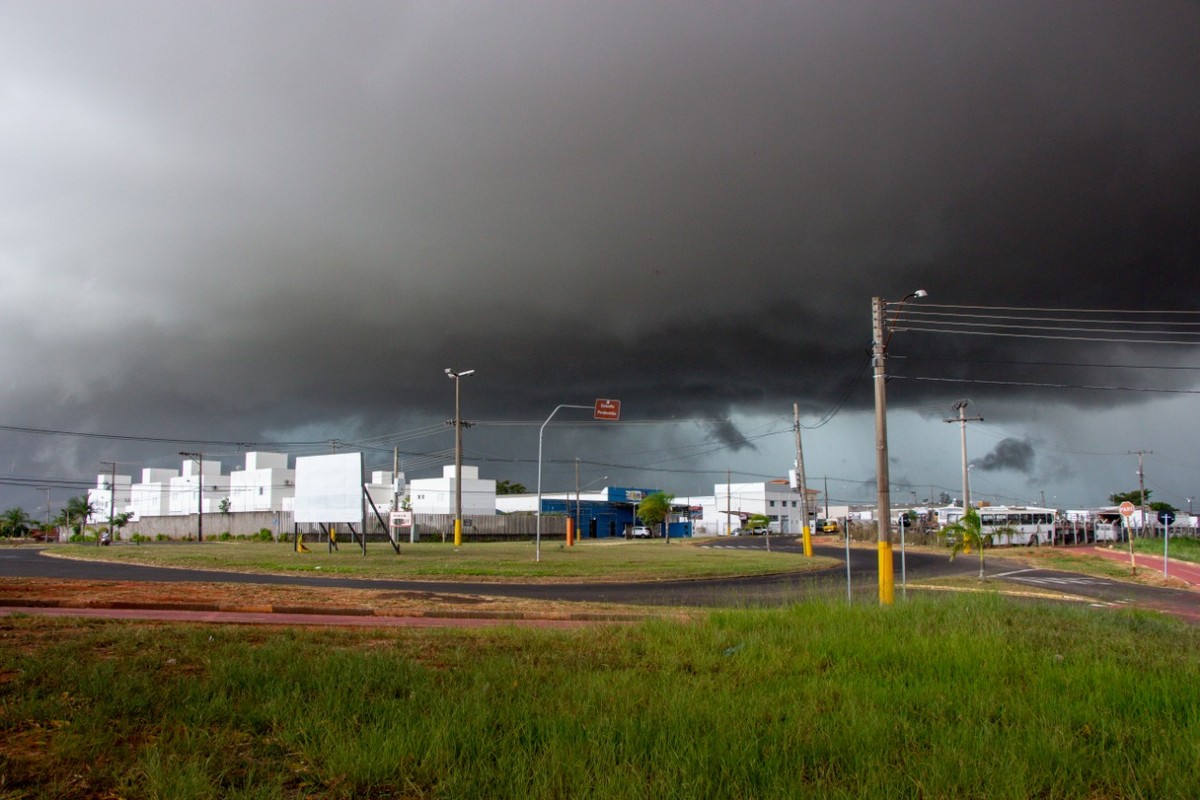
[1,541,1196,619]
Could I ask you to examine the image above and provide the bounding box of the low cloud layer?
[1,1,1198,507]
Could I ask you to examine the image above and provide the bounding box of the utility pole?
[871,289,927,605]
[945,400,983,511]
[36,486,51,527]
[871,296,895,604]
[1130,450,1153,538]
[793,403,812,557]
[100,461,117,545]
[445,368,475,547]
[179,452,204,542]
[575,457,581,540]
[726,470,732,537]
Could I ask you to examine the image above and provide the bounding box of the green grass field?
[2,594,1197,798]
[49,539,837,582]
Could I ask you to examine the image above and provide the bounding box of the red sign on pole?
[594,398,621,421]
[1118,501,1135,518]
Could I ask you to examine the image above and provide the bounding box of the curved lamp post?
[536,404,591,562]
[871,289,926,605]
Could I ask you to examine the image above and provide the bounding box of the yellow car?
[819,520,839,534]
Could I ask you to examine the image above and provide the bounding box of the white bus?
[938,505,1057,546]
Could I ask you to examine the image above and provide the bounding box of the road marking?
[1011,575,1114,587]
[991,568,1038,578]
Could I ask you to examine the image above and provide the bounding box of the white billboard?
[294,453,363,523]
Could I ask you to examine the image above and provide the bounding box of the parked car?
[632,526,652,538]
[821,520,839,534]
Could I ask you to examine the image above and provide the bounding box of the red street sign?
[1118,501,1135,518]
[594,398,621,420]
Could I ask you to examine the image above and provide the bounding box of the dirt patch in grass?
[0,577,662,619]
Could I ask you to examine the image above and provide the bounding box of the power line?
[893,375,1200,394]
[895,354,1200,372]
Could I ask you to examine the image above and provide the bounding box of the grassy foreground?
[47,539,835,582]
[2,595,1198,798]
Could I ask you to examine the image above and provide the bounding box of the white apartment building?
[169,458,229,516]
[128,468,179,519]
[228,452,295,513]
[409,465,496,515]
[86,473,132,524]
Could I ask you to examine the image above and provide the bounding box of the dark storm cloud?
[1,1,1199,504]
[972,439,1035,474]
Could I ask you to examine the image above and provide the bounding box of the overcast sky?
[2,1,1198,516]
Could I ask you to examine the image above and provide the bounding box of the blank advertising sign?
[294,452,363,523]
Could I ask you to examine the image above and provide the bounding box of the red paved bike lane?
[1089,545,1200,587]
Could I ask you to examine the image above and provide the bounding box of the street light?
[445,368,475,547]
[871,289,927,605]
[536,404,591,562]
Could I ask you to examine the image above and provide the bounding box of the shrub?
[155,533,169,542]
[218,531,233,541]
[257,528,274,542]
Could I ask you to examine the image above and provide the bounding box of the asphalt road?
[2,540,1196,620]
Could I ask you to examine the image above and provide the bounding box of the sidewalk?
[1089,545,1200,587]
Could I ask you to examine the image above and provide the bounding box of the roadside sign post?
[1158,509,1176,578]
[1119,501,1136,573]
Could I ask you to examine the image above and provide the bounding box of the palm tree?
[1,507,33,539]
[56,495,95,537]
[942,508,997,579]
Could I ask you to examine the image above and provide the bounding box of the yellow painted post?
[878,541,894,604]
[454,518,462,547]
[802,525,813,557]
[567,517,575,547]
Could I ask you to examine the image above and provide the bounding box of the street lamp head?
[913,289,928,298]
[445,368,476,379]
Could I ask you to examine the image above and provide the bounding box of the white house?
[86,473,132,524]
[169,458,229,515]
[409,465,496,515]
[228,452,295,513]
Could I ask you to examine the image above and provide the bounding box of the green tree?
[942,509,1013,579]
[1110,489,1151,506]
[638,492,674,544]
[496,480,528,495]
[746,513,770,531]
[1,507,33,539]
[1149,501,1177,514]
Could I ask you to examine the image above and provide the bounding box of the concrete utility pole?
[179,452,204,542]
[1130,450,1153,537]
[872,290,926,605]
[445,368,475,547]
[100,460,117,545]
[36,486,51,527]
[871,296,895,604]
[793,403,812,557]
[945,400,983,511]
